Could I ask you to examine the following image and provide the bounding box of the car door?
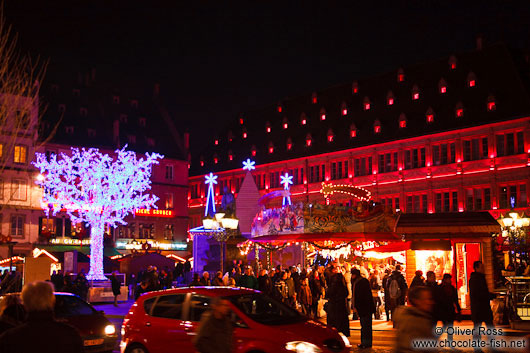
[142,293,189,353]
[178,294,213,352]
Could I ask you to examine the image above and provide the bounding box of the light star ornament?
[242,159,256,171]
[204,172,218,217]
[281,173,293,206]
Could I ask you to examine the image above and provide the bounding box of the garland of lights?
[33,146,162,280]
[320,182,371,201]
[307,240,357,250]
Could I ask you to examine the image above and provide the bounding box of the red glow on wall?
[488,101,496,111]
[312,97,317,104]
[306,139,312,147]
[239,118,244,125]
[301,119,306,125]
[269,147,274,154]
[328,135,334,142]
[427,114,434,123]
[278,106,282,113]
[456,108,464,117]
[388,98,394,105]
[266,127,271,133]
[413,93,419,100]
[398,74,405,82]
[364,103,370,110]
[321,114,326,121]
[374,125,381,133]
[283,123,288,129]
[251,150,256,157]
[399,120,406,128]
[214,139,219,145]
[469,80,476,87]
[287,143,292,150]
[440,86,447,94]
[451,63,456,69]
[243,132,247,139]
[342,109,347,116]
[350,130,357,138]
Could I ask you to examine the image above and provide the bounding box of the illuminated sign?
[115,239,187,251]
[135,209,174,217]
[50,238,91,246]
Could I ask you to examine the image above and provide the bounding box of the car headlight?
[285,341,322,353]
[104,324,116,336]
[338,332,351,348]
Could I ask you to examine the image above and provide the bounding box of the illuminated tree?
[33,146,163,280]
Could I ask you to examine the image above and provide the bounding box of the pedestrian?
[74,271,89,301]
[424,271,440,323]
[233,267,242,285]
[382,268,392,321]
[135,281,149,300]
[200,271,211,286]
[410,270,425,289]
[285,270,296,308]
[351,268,376,348]
[110,272,121,306]
[212,271,224,286]
[193,297,233,353]
[237,267,258,289]
[308,270,322,319]
[386,264,408,328]
[326,265,349,337]
[393,286,436,353]
[257,269,272,296]
[190,273,202,286]
[299,277,312,316]
[343,263,352,317]
[61,275,76,294]
[274,271,289,303]
[0,281,84,353]
[469,261,496,349]
[290,266,301,303]
[369,270,381,320]
[437,274,461,343]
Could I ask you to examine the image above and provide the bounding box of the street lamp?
[202,213,239,273]
[497,211,530,271]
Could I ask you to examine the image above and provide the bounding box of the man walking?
[386,264,407,328]
[193,297,233,353]
[469,261,496,349]
[351,268,376,349]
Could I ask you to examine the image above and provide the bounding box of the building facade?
[188,44,530,230]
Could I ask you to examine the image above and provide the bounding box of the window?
[120,114,128,123]
[165,165,174,180]
[147,138,155,147]
[165,193,174,209]
[127,135,136,144]
[354,157,372,177]
[434,191,458,212]
[87,128,96,138]
[432,142,456,166]
[320,108,326,121]
[352,81,359,94]
[466,187,491,211]
[463,137,488,161]
[387,91,394,106]
[151,294,186,320]
[164,224,174,240]
[113,96,120,104]
[13,145,27,164]
[496,132,524,157]
[404,147,426,170]
[10,215,24,237]
[374,120,381,134]
[499,184,527,209]
[39,217,56,237]
[399,114,407,128]
[138,223,154,239]
[378,152,398,173]
[330,161,348,180]
[80,107,88,117]
[269,171,280,188]
[189,295,212,321]
[11,179,27,200]
[55,295,96,317]
[406,194,428,213]
[131,100,138,108]
[412,85,420,100]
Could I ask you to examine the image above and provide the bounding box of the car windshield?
[55,295,96,317]
[227,293,304,325]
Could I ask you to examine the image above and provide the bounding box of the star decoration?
[280,173,293,189]
[205,172,218,186]
[242,158,256,171]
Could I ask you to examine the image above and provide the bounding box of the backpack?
[388,277,401,299]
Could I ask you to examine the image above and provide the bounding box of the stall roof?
[250,231,399,243]
[395,212,500,237]
[37,245,122,258]
[366,240,452,252]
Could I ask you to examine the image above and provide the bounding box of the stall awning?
[250,231,399,243]
[366,239,452,252]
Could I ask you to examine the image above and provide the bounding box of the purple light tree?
[33,146,163,280]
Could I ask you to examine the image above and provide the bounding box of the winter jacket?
[0,311,83,353]
[394,306,435,353]
[469,271,495,323]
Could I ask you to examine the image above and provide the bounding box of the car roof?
[140,286,259,299]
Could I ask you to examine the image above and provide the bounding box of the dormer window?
[387,91,394,106]
[80,107,88,117]
[87,128,96,138]
[251,145,257,157]
[282,117,289,129]
[72,88,80,97]
[449,55,457,70]
[128,135,136,144]
[113,95,120,104]
[327,129,334,143]
[130,100,138,108]
[213,154,219,164]
[311,92,317,104]
[397,68,405,82]
[300,113,307,125]
[214,139,219,146]
[426,107,435,123]
[200,157,205,167]
[277,104,283,113]
[363,97,371,110]
[468,72,477,87]
[455,102,464,117]
[147,138,155,147]
[352,81,359,94]
[350,124,357,138]
[374,119,381,134]
[228,150,233,161]
[487,95,496,111]
[306,133,312,147]
[242,128,248,139]
[341,102,348,116]
[412,84,420,100]
[320,108,326,121]
[399,113,407,128]
[268,142,274,154]
[139,117,146,127]
[227,130,233,142]
[119,114,128,123]
[286,137,293,150]
[439,78,447,94]
[266,121,271,133]
[239,117,244,125]
[65,126,74,134]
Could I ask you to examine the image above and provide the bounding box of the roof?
[191,43,530,175]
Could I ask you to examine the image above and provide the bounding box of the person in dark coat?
[193,297,233,353]
[190,273,202,286]
[74,271,89,301]
[386,265,408,328]
[237,268,258,289]
[437,274,461,343]
[326,266,349,337]
[352,268,376,348]
[308,270,322,319]
[382,269,392,321]
[257,269,272,296]
[424,271,440,323]
[469,261,496,348]
[409,270,425,289]
[199,272,211,286]
[110,272,121,306]
[61,275,76,295]
[212,271,224,286]
[0,281,83,353]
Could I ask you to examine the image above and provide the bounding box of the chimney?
[476,35,483,51]
[154,83,160,96]
[91,68,96,82]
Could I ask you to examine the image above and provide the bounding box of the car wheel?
[126,344,149,353]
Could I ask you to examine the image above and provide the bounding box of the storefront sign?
[115,239,187,251]
[135,209,174,217]
[50,238,91,246]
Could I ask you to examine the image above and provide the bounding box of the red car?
[120,287,350,353]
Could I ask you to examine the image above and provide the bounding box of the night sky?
[5,0,530,154]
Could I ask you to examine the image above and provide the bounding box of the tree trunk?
[87,221,107,280]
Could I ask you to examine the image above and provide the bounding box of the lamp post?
[202,213,239,274]
[497,211,530,271]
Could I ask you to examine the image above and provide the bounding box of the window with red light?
[306,139,312,147]
[487,101,496,111]
[321,114,326,121]
[352,82,359,94]
[456,108,464,117]
[239,118,244,125]
[426,114,434,123]
[311,93,317,104]
[406,193,428,213]
[330,161,348,180]
[413,93,419,100]
[287,143,292,150]
[466,187,491,211]
[467,72,477,87]
[499,184,527,209]
[404,147,426,169]
[353,156,372,177]
[496,131,524,157]
[434,190,458,212]
[214,157,218,164]
[380,196,400,212]
[374,123,381,133]
[266,126,271,133]
[469,80,476,87]
[364,103,370,110]
[243,132,247,139]
[440,86,446,94]
[278,105,282,113]
[432,142,456,165]
[301,119,306,125]
[342,109,347,116]
[229,154,233,161]
[308,164,326,183]
[399,120,406,128]
[200,160,204,167]
[388,98,394,105]
[397,68,405,82]
[350,129,357,138]
[451,63,456,69]
[214,139,219,145]
[378,152,398,173]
